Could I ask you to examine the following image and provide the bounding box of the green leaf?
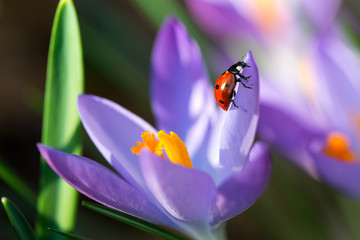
[82,201,186,240]
[0,158,36,206]
[48,228,90,240]
[36,0,84,239]
[2,197,38,240]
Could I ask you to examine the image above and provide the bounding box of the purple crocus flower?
[185,0,341,40]
[184,0,342,84]
[258,31,360,198]
[185,0,360,198]
[38,17,271,239]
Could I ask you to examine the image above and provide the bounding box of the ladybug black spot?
[215,84,219,89]
[225,83,230,88]
[219,100,225,104]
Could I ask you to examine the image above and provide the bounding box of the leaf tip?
[58,0,74,9]
[1,197,7,205]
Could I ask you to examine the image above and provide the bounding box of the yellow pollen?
[131,131,164,157]
[323,132,355,162]
[157,130,193,168]
[131,130,193,168]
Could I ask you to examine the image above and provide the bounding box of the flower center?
[323,132,356,162]
[131,131,164,157]
[248,0,290,35]
[131,130,193,168]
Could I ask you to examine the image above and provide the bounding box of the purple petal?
[185,0,259,39]
[300,0,341,31]
[139,150,216,223]
[37,144,173,227]
[210,142,272,226]
[258,80,327,177]
[258,102,326,177]
[151,17,214,159]
[77,94,156,190]
[217,51,259,182]
[309,140,360,198]
[314,33,360,143]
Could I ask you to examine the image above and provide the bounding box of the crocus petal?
[37,144,173,227]
[217,51,259,182]
[151,17,214,159]
[300,0,341,31]
[258,102,327,177]
[258,79,327,177]
[77,94,156,190]
[185,0,258,39]
[314,33,360,142]
[139,150,216,223]
[309,140,360,198]
[210,142,272,226]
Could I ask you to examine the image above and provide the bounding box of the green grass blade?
[82,201,186,240]
[2,197,38,240]
[48,228,91,240]
[0,158,36,206]
[36,0,84,239]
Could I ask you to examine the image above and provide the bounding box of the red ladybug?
[214,61,252,111]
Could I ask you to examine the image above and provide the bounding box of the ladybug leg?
[230,90,248,111]
[230,99,239,108]
[239,80,252,89]
[231,89,236,98]
[235,77,253,89]
[230,99,248,112]
[230,90,238,108]
[238,73,251,80]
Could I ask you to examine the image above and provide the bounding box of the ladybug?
[214,61,252,111]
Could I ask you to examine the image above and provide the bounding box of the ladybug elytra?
[214,61,252,111]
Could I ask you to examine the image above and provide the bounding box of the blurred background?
[1,0,360,239]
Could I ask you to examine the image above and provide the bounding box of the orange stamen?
[131,131,164,157]
[157,130,193,168]
[131,130,193,168]
[323,132,356,162]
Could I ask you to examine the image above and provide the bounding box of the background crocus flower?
[184,0,360,198]
[184,0,343,101]
[38,17,271,239]
[258,30,360,198]
[185,0,341,41]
